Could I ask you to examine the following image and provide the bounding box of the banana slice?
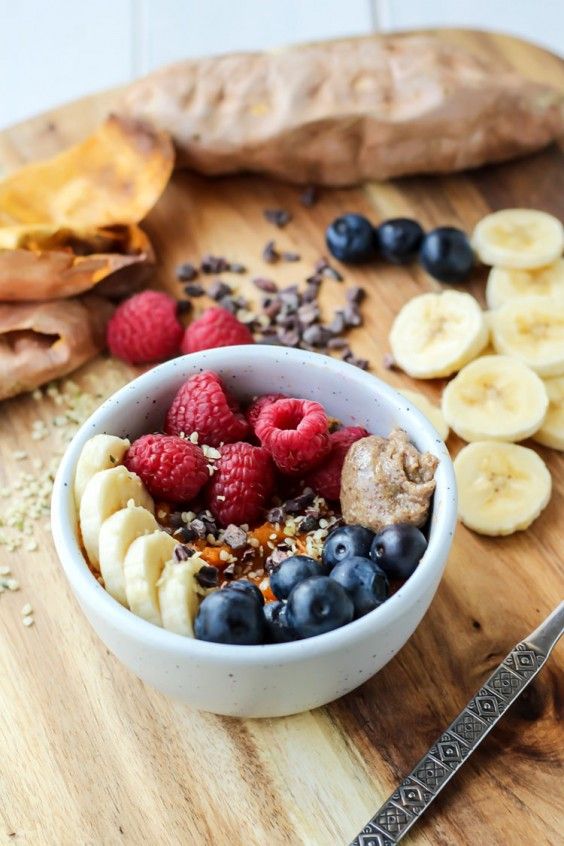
[454,441,551,536]
[98,504,158,605]
[490,296,564,377]
[473,209,564,269]
[399,389,449,441]
[123,530,178,625]
[79,465,154,567]
[74,434,131,505]
[532,376,564,451]
[389,291,489,379]
[485,259,564,309]
[158,553,207,637]
[442,355,548,442]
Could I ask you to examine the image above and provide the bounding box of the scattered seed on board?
[0,370,128,628]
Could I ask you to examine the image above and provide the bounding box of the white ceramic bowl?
[52,346,456,718]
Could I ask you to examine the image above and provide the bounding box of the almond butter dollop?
[340,428,438,532]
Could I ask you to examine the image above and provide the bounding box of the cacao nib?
[184,283,205,297]
[265,546,292,574]
[222,524,248,550]
[343,304,362,327]
[176,262,198,282]
[208,280,232,301]
[201,254,229,274]
[262,240,280,264]
[346,285,366,305]
[327,337,349,351]
[277,328,301,347]
[188,519,207,539]
[174,544,195,562]
[263,208,292,228]
[302,324,332,348]
[266,506,285,524]
[297,303,320,326]
[299,515,319,533]
[284,489,315,514]
[173,526,198,543]
[196,565,220,588]
[327,310,346,335]
[253,277,278,293]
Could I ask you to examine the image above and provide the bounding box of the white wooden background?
[0,0,563,130]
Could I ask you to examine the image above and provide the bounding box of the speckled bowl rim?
[51,346,457,666]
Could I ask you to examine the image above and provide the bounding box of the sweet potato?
[0,295,114,400]
[0,223,154,301]
[119,33,563,186]
[0,115,174,228]
[0,115,172,301]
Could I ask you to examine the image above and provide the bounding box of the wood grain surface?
[0,30,563,846]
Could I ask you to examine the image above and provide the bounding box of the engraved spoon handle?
[350,602,564,846]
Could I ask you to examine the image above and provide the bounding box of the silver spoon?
[350,601,564,846]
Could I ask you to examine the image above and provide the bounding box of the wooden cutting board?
[0,30,562,846]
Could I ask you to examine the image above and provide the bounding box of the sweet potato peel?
[0,115,172,301]
[0,223,155,301]
[0,295,114,400]
[0,115,174,228]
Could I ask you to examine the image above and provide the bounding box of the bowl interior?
[53,346,456,658]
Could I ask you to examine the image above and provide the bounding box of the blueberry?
[263,601,296,643]
[322,525,375,571]
[325,214,377,264]
[286,576,354,639]
[376,218,424,264]
[419,226,474,283]
[330,556,388,618]
[269,555,321,600]
[370,524,428,580]
[194,590,265,644]
[223,579,264,606]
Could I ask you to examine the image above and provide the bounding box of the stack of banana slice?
[388,208,563,537]
[75,434,209,635]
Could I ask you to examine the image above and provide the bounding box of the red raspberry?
[165,371,249,447]
[124,434,208,503]
[246,393,286,429]
[206,442,275,527]
[181,307,254,354]
[255,397,330,474]
[305,426,369,500]
[107,290,183,364]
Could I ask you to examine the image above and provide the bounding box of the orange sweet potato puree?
[194,521,308,594]
[154,505,310,599]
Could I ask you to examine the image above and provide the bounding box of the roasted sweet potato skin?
[0,295,114,400]
[0,224,154,301]
[0,115,174,228]
[0,116,171,301]
[119,34,564,186]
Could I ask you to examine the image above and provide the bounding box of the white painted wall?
[0,0,562,130]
